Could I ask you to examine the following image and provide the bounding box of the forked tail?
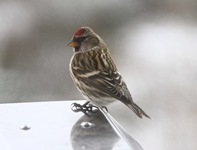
[128,103,151,119]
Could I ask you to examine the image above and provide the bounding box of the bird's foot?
[71,101,99,116]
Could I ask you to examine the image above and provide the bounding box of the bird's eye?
[75,36,88,43]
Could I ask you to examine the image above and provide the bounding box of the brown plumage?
[68,26,150,119]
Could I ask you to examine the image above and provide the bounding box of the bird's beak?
[67,41,79,48]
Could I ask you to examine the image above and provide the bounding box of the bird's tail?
[127,103,151,119]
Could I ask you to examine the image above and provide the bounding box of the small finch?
[68,27,150,119]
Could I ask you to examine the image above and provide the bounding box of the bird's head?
[68,27,105,52]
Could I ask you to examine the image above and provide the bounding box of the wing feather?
[72,47,133,103]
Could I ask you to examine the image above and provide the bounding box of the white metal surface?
[0,100,137,150]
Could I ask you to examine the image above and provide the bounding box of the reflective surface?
[0,100,143,150]
[71,110,120,150]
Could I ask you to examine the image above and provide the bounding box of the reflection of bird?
[68,27,150,119]
[70,110,119,150]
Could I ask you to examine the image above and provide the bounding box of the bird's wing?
[86,71,133,103]
[71,48,133,103]
[71,49,150,118]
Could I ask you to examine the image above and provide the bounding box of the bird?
[68,26,150,119]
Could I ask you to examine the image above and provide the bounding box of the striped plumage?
[68,27,150,119]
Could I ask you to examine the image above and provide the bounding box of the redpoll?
[68,27,150,119]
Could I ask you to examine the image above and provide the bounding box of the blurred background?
[0,0,197,149]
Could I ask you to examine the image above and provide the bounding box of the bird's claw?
[71,101,99,116]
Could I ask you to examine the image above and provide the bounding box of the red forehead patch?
[74,27,85,36]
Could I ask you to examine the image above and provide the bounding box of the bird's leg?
[86,103,99,114]
[71,101,99,116]
[82,101,91,107]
